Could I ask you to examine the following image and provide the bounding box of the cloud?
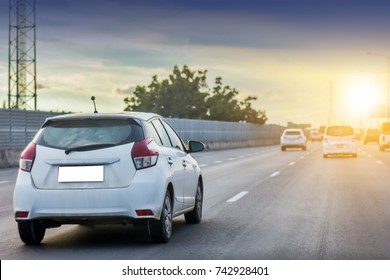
[37,83,50,90]
[113,85,136,95]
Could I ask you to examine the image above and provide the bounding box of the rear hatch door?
[30,117,143,189]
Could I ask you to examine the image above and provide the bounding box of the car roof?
[326,125,354,130]
[44,112,161,123]
[284,128,303,132]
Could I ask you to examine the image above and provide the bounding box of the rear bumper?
[13,168,168,224]
[281,141,306,148]
[323,143,357,155]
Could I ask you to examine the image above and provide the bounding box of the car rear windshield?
[35,118,144,150]
[285,131,301,136]
[326,126,354,136]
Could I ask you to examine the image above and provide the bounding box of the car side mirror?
[188,140,205,153]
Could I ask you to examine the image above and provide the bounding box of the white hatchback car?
[323,125,357,158]
[280,128,307,151]
[14,113,205,244]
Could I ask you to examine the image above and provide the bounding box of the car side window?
[161,120,185,151]
[151,120,171,147]
[145,122,162,146]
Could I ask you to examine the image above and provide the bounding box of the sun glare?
[345,76,379,114]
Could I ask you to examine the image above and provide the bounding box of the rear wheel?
[17,220,46,245]
[323,154,328,158]
[185,181,203,224]
[148,191,172,243]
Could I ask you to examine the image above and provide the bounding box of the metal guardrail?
[0,109,284,150]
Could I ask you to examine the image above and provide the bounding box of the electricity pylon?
[8,0,37,110]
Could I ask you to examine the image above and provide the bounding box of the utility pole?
[328,81,334,125]
[8,0,37,110]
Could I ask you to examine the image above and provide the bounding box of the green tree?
[240,96,268,124]
[124,65,267,124]
[124,65,209,119]
[206,77,243,122]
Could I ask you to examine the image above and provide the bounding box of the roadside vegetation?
[124,65,267,124]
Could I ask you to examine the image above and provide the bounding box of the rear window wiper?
[65,143,116,155]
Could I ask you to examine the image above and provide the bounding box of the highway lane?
[2,142,390,259]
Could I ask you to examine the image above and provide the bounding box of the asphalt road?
[2,141,390,260]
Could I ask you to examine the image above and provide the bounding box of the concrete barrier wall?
[0,109,285,168]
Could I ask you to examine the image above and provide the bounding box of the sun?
[345,76,379,114]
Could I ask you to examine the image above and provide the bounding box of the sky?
[1,0,390,127]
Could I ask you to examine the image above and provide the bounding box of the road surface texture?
[1,142,390,260]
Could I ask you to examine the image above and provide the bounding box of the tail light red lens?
[135,209,154,216]
[19,142,36,172]
[15,211,29,218]
[131,138,159,170]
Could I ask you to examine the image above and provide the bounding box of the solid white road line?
[270,171,280,177]
[289,162,295,166]
[227,191,249,203]
[0,181,9,185]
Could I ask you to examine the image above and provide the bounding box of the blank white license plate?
[58,166,104,183]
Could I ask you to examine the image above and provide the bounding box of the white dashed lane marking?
[227,191,249,203]
[270,171,280,177]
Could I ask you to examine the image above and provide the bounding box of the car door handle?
[182,160,187,167]
[167,157,173,166]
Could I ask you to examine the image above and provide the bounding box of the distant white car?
[280,129,307,151]
[323,125,357,158]
[310,130,322,141]
[379,123,390,151]
[14,112,205,244]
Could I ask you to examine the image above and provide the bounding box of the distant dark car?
[363,128,379,144]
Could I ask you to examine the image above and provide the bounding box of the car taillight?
[135,209,154,216]
[131,138,159,170]
[19,142,36,172]
[15,211,29,218]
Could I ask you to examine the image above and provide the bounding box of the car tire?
[352,153,357,158]
[185,181,203,224]
[380,145,384,151]
[148,191,172,243]
[17,220,46,245]
[302,146,307,151]
[281,146,286,151]
[323,154,328,158]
